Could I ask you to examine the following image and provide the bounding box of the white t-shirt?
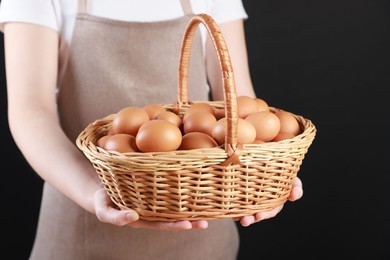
[0,0,248,47]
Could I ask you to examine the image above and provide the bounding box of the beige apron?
[29,1,239,259]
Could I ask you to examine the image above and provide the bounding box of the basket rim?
[76,104,316,161]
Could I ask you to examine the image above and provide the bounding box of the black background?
[1,0,388,259]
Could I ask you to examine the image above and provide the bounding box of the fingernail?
[126,212,138,222]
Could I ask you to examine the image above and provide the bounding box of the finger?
[93,188,139,226]
[288,186,303,201]
[288,177,303,201]
[293,177,303,189]
[129,220,196,231]
[240,215,255,227]
[96,208,139,226]
[190,220,209,230]
[254,205,283,222]
[240,205,285,227]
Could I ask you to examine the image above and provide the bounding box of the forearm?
[207,19,257,100]
[8,105,101,215]
[4,23,100,215]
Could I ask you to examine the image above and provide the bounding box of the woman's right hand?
[93,188,209,231]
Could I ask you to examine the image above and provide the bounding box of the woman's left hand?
[237,177,303,227]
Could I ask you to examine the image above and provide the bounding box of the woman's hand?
[237,177,304,227]
[93,188,208,231]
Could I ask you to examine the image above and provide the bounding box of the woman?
[0,0,303,259]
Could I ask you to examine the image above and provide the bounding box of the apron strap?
[180,0,193,15]
[78,0,88,14]
[78,0,192,15]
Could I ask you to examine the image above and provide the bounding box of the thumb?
[97,208,139,226]
[93,188,139,226]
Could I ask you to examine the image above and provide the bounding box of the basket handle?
[178,14,240,163]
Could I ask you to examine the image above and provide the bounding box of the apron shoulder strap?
[78,0,88,14]
[180,0,194,15]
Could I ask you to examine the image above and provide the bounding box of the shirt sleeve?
[209,0,248,24]
[0,0,60,32]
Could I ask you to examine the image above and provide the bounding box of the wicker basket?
[76,14,316,221]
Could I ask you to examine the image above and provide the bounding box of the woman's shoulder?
[0,0,76,32]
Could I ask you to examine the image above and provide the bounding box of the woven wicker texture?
[76,14,317,221]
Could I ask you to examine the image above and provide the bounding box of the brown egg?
[107,127,115,135]
[96,134,111,148]
[245,111,281,142]
[112,106,150,136]
[104,133,139,153]
[178,132,219,150]
[254,97,270,112]
[183,111,217,136]
[183,102,215,122]
[214,108,226,120]
[211,117,257,145]
[143,104,166,120]
[237,95,258,118]
[272,132,296,142]
[155,111,182,128]
[136,120,182,152]
[211,117,227,146]
[236,118,257,144]
[274,109,301,135]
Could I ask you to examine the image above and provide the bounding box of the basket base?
[116,196,289,222]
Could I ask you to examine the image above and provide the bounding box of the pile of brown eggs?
[96,96,302,153]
